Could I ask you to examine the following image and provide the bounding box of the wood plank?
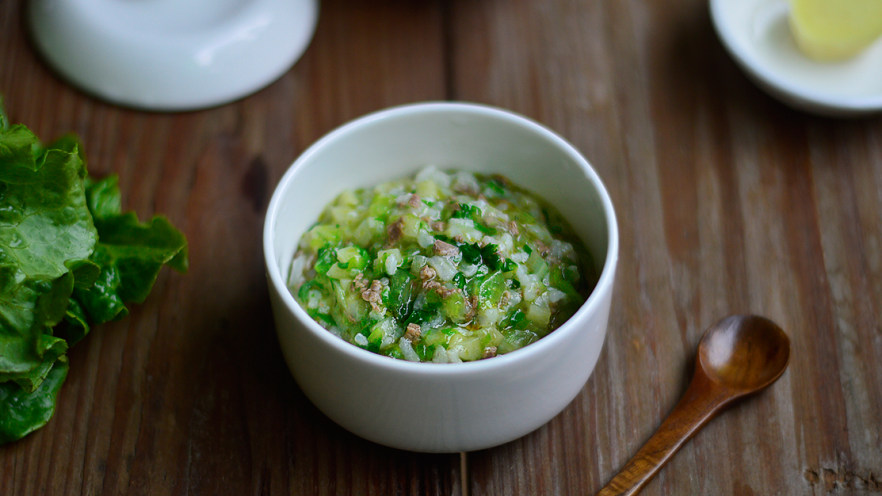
[448,0,882,494]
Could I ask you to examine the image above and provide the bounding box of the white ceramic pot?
[28,0,318,111]
[263,102,619,453]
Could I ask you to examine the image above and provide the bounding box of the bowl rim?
[263,101,619,377]
[709,0,882,114]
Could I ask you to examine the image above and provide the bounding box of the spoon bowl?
[699,315,791,392]
[598,314,791,496]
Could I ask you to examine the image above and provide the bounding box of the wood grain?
[3,0,882,494]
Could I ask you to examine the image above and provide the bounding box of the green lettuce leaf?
[0,357,68,444]
[73,176,188,325]
[0,270,71,390]
[0,123,95,392]
[0,99,188,444]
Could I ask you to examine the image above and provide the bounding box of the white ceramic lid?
[27,0,319,111]
[710,0,882,117]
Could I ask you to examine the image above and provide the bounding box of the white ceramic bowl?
[27,0,318,111]
[263,102,619,453]
[710,0,882,116]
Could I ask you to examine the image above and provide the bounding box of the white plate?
[28,0,319,111]
[710,0,882,116]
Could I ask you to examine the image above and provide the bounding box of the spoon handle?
[596,371,732,496]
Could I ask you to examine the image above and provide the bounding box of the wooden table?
[3,0,881,494]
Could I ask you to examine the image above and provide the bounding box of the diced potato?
[447,330,482,361]
[416,179,440,200]
[526,299,551,327]
[307,224,341,250]
[353,217,383,246]
[401,213,421,239]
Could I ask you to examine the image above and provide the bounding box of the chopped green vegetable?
[0,99,188,444]
[478,271,506,307]
[485,178,507,197]
[306,224,342,250]
[451,203,481,220]
[502,259,518,272]
[384,269,416,320]
[314,245,338,274]
[451,203,496,235]
[480,244,503,270]
[452,272,467,290]
[501,308,529,331]
[459,243,482,265]
[442,291,467,323]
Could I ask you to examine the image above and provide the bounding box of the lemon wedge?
[790,0,882,61]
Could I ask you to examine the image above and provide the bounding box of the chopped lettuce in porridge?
[288,167,595,362]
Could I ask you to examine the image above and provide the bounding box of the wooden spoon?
[597,315,791,496]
